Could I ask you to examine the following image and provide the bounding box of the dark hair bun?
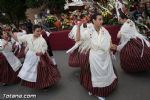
[32,25,41,31]
[90,13,102,23]
[119,9,128,19]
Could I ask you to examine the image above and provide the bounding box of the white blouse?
[68,24,91,41]
[18,34,47,54]
[67,23,92,53]
[80,25,111,52]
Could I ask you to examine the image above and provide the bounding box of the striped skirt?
[13,45,26,59]
[0,53,21,84]
[80,52,118,97]
[120,38,150,73]
[21,53,61,89]
[68,49,80,67]
[79,51,90,67]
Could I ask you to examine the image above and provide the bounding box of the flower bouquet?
[46,15,57,27]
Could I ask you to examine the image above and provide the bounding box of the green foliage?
[0,0,65,25]
[26,0,65,10]
[46,15,57,24]
[26,0,42,8]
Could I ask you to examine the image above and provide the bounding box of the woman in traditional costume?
[41,29,57,66]
[0,31,22,85]
[67,15,92,67]
[117,10,150,73]
[12,29,27,62]
[75,13,118,100]
[10,25,61,89]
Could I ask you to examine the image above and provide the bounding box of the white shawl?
[88,25,117,87]
[67,23,92,53]
[117,19,150,57]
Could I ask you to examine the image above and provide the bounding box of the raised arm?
[75,25,81,42]
[9,32,19,42]
[9,32,27,44]
[75,21,83,42]
[117,31,122,38]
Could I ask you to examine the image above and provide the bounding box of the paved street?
[0,51,150,100]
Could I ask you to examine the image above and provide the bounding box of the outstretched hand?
[36,52,43,56]
[110,44,117,51]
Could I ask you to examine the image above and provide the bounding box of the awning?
[64,1,92,10]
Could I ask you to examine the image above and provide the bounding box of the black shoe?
[2,83,8,86]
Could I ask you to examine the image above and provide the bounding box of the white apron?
[17,34,47,82]
[18,50,40,82]
[0,39,22,71]
[82,26,117,88]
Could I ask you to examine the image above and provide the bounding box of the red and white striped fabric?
[80,52,118,97]
[68,48,80,67]
[79,51,89,67]
[13,44,26,59]
[120,38,150,73]
[21,53,61,89]
[0,53,21,84]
